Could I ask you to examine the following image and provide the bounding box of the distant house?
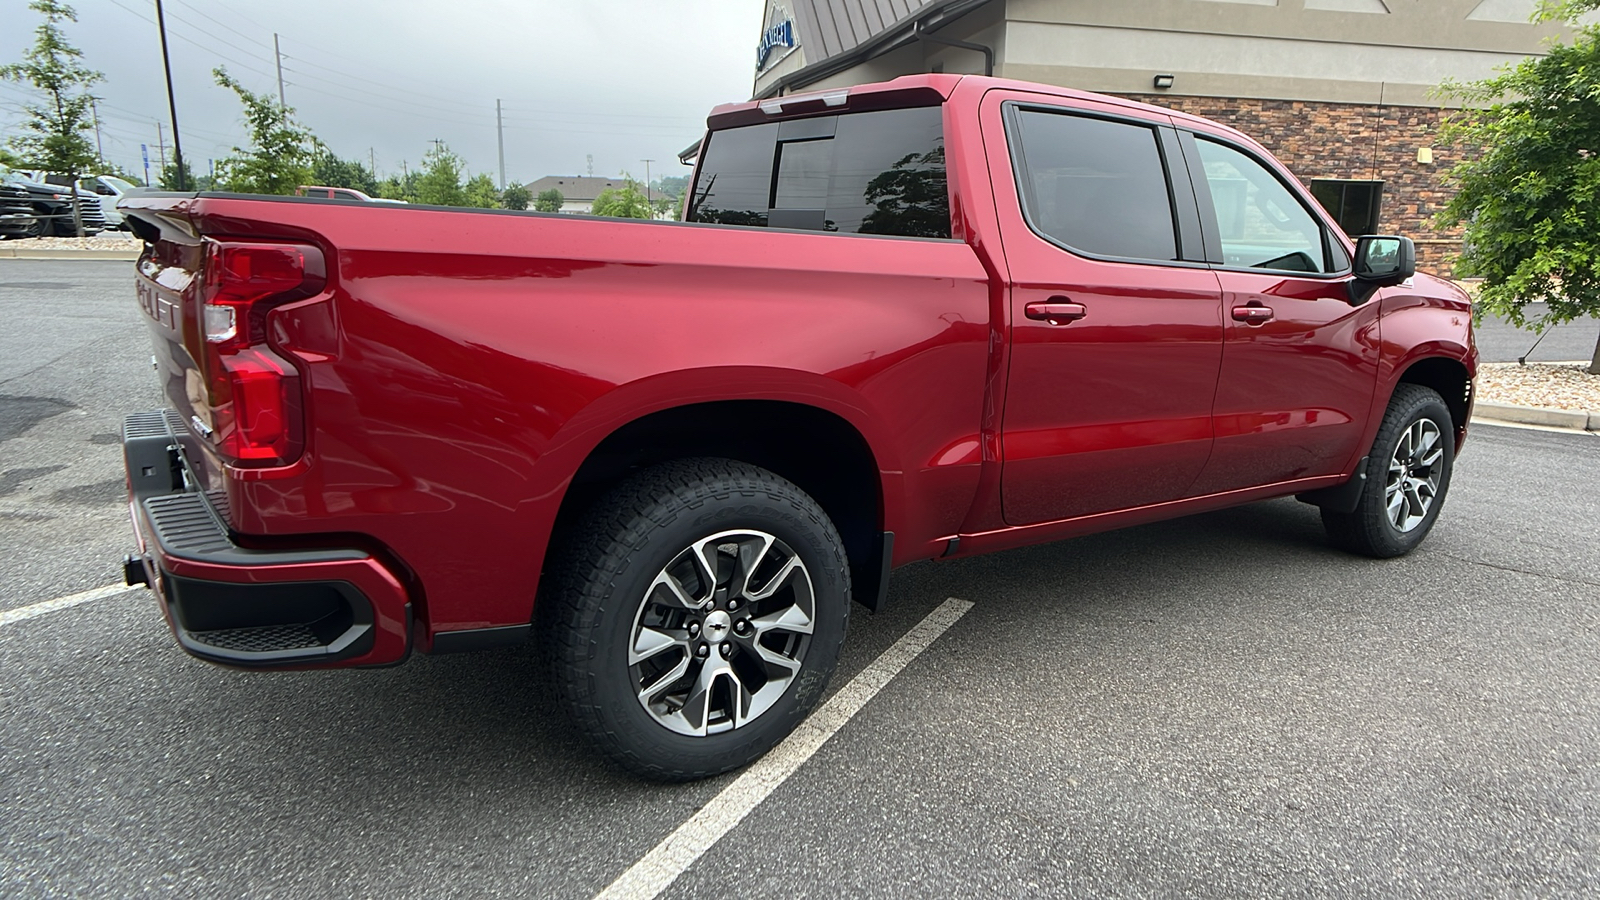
[523,176,631,214]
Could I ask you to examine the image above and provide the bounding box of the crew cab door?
[985,94,1225,525]
[1177,131,1381,494]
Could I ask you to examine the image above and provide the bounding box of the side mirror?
[1348,235,1415,305]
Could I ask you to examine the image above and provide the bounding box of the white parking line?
[594,596,975,900]
[0,583,137,628]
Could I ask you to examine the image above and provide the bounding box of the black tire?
[1322,384,1455,558]
[542,458,850,781]
[25,211,48,239]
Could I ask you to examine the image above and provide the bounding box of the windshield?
[102,176,136,192]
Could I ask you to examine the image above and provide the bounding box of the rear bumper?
[122,410,411,669]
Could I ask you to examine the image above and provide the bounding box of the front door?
[991,98,1225,525]
[1179,134,1381,495]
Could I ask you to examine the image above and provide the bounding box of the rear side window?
[1009,110,1178,262]
[688,106,950,238]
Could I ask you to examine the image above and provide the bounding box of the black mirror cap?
[1348,235,1415,306]
[1353,235,1415,286]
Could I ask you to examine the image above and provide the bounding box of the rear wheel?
[543,458,850,781]
[1322,384,1455,558]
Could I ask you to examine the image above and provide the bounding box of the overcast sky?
[0,0,766,186]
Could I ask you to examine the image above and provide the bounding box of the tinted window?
[688,106,949,238]
[1194,139,1328,273]
[688,122,777,227]
[1010,110,1178,262]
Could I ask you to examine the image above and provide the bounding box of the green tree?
[1440,0,1600,373]
[652,175,689,201]
[212,68,315,195]
[501,181,532,210]
[590,177,654,219]
[464,173,500,209]
[310,147,378,195]
[1,0,102,236]
[374,167,414,203]
[533,188,563,212]
[414,142,467,206]
[159,157,196,191]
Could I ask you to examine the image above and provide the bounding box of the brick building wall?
[1121,95,1466,277]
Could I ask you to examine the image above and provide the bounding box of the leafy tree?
[159,157,196,191]
[375,168,419,203]
[414,142,467,206]
[501,181,531,210]
[1440,0,1600,373]
[652,175,689,201]
[464,172,500,209]
[311,147,378,195]
[533,188,563,212]
[212,67,315,195]
[1,0,102,236]
[590,177,654,219]
[652,194,683,221]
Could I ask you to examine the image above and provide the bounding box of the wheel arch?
[538,371,903,613]
[1395,355,1474,449]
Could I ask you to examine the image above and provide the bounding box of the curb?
[1,247,140,260]
[1474,400,1597,432]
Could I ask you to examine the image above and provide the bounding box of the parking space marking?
[594,596,975,900]
[1,583,136,628]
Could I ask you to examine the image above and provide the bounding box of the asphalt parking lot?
[2,260,1599,898]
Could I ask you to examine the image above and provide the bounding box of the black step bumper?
[122,410,412,669]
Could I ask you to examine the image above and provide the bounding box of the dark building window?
[1310,180,1384,237]
[688,105,950,238]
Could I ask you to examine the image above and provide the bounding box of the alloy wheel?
[627,529,815,736]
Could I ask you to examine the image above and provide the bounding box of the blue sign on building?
[757,18,795,70]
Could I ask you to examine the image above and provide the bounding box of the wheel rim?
[1385,418,1444,533]
[628,529,815,737]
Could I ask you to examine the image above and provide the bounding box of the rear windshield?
[687,105,950,239]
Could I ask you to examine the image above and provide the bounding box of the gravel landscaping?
[1477,362,1600,411]
[5,233,140,251]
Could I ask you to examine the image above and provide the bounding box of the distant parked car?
[2,166,105,236]
[295,185,408,204]
[77,175,140,230]
[0,181,38,239]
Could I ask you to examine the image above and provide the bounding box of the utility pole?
[641,159,654,205]
[369,147,376,177]
[90,99,104,164]
[154,0,187,190]
[274,33,286,114]
[586,154,594,177]
[496,99,506,189]
[156,121,166,180]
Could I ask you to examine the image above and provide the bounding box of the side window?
[686,123,776,227]
[687,106,949,238]
[1009,109,1178,262]
[1193,139,1329,273]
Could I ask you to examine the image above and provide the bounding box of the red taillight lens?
[198,240,323,468]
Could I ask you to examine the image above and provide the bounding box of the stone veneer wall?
[1120,94,1466,278]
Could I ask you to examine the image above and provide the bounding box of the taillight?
[198,240,325,467]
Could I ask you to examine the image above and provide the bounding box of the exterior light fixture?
[1153,74,1175,90]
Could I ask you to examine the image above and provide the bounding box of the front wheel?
[1322,384,1455,558]
[542,458,850,781]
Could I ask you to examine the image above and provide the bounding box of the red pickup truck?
[119,75,1475,780]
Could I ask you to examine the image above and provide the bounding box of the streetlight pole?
[641,159,653,206]
[153,0,187,190]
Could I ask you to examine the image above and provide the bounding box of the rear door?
[1179,131,1380,494]
[986,92,1225,525]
